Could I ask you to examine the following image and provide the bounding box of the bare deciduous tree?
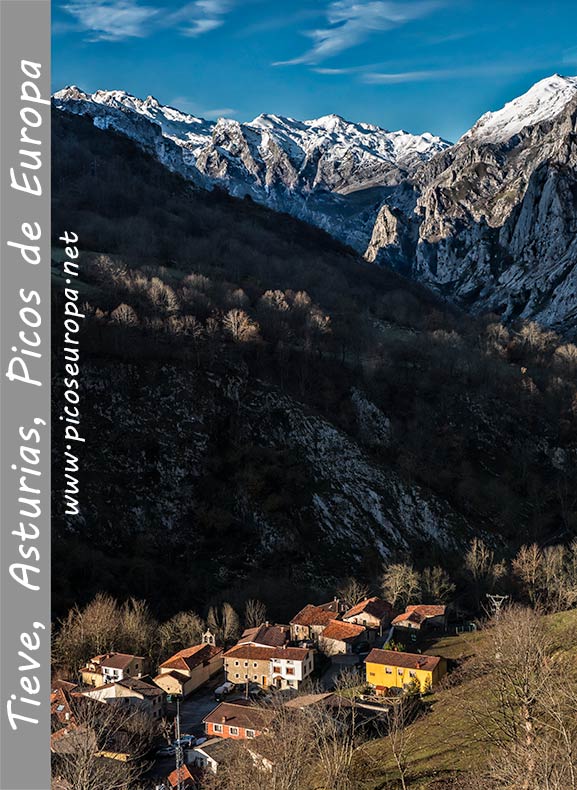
[385,696,422,790]
[420,566,455,604]
[223,309,260,343]
[158,610,205,659]
[467,606,553,790]
[464,538,505,610]
[207,602,241,646]
[244,599,267,629]
[381,563,421,611]
[110,303,138,326]
[337,578,370,610]
[53,594,122,676]
[51,697,156,790]
[119,597,155,658]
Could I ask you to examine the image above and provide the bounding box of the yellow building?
[364,648,446,694]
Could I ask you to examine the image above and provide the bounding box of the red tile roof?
[154,669,190,684]
[51,679,78,693]
[392,605,446,626]
[167,764,195,788]
[224,644,310,662]
[102,653,144,670]
[238,624,289,648]
[343,597,392,621]
[320,620,366,642]
[51,689,75,725]
[365,648,441,672]
[160,643,223,672]
[317,599,343,613]
[290,604,336,627]
[203,701,273,732]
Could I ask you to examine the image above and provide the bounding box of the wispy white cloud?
[170,95,237,118]
[362,61,553,84]
[61,0,234,41]
[274,0,441,66]
[363,68,452,83]
[313,66,359,75]
[178,0,233,37]
[62,0,160,40]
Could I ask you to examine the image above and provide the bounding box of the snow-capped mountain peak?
[460,73,577,144]
[53,85,450,178]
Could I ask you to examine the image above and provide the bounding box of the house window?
[369,671,376,677]
[272,666,281,674]
[385,668,392,675]
[398,669,404,676]
[235,661,240,667]
[235,673,240,679]
[229,727,239,736]
[244,662,249,667]
[213,724,223,733]
[253,675,259,681]
[246,730,255,739]
[409,671,416,678]
[253,662,258,668]
[286,667,295,676]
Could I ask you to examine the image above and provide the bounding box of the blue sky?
[53,0,577,141]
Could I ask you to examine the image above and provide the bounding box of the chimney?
[221,716,227,724]
[265,621,270,628]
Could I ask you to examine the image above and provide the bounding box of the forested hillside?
[51,111,577,618]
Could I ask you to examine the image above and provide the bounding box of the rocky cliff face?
[368,76,577,331]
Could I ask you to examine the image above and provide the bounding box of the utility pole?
[245,642,250,700]
[486,594,509,619]
[174,694,183,790]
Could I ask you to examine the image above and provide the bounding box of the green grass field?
[355,609,577,789]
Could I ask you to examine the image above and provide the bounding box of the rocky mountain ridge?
[54,76,577,330]
[368,75,577,330]
[52,85,448,251]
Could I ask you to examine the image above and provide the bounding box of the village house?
[51,688,75,728]
[270,646,314,690]
[342,597,393,640]
[167,764,198,790]
[154,641,223,697]
[203,700,273,740]
[80,653,148,687]
[51,723,97,756]
[391,605,448,634]
[289,604,337,644]
[364,648,447,694]
[223,644,314,690]
[318,619,367,656]
[188,736,237,775]
[79,676,166,719]
[223,644,275,689]
[238,623,290,648]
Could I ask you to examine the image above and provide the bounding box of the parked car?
[173,735,196,748]
[214,681,235,700]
